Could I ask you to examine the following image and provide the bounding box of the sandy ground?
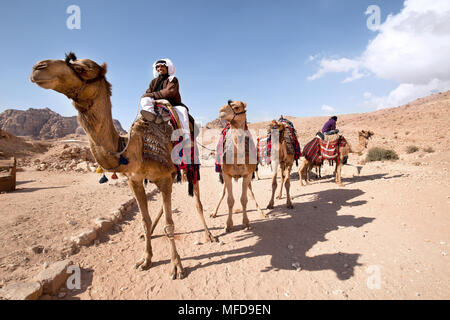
[2,151,448,300]
[1,91,449,299]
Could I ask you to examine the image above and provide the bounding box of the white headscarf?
[152,58,176,82]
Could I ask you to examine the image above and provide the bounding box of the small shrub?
[406,145,419,154]
[423,147,435,153]
[366,147,399,162]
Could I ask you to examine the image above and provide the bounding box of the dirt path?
[53,160,450,300]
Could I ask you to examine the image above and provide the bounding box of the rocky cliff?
[0,108,126,139]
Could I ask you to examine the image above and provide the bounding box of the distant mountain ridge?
[0,107,126,139]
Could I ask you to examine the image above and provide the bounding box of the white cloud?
[321,104,335,112]
[363,92,372,99]
[362,78,450,109]
[308,0,450,108]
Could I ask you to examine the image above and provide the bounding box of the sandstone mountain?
[0,107,126,139]
[204,118,227,129]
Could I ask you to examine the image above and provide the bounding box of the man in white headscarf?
[140,58,190,138]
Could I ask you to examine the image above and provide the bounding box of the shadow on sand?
[184,188,374,281]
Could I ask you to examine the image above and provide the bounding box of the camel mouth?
[218,112,227,119]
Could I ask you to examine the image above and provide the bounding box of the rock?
[93,218,114,233]
[110,210,122,224]
[287,244,294,250]
[71,229,97,246]
[34,259,72,295]
[29,245,44,254]
[0,282,43,300]
[75,161,90,172]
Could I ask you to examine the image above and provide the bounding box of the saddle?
[153,99,200,139]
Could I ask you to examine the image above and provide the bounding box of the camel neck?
[230,118,247,130]
[76,83,121,170]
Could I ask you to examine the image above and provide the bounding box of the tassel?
[96,166,103,173]
[99,174,108,184]
[119,155,129,165]
[219,172,224,184]
[111,172,118,179]
[188,181,194,197]
[175,170,182,183]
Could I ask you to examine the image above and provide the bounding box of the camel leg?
[241,175,252,230]
[150,205,164,236]
[336,157,344,187]
[193,182,217,242]
[284,165,294,209]
[211,183,226,218]
[276,166,285,199]
[298,159,309,186]
[267,163,278,209]
[157,177,185,280]
[248,181,266,218]
[128,179,153,271]
[224,174,234,233]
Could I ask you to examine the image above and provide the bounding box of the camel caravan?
[30,53,373,280]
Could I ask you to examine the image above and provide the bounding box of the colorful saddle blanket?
[137,104,200,193]
[256,135,270,165]
[215,123,257,173]
[302,137,322,166]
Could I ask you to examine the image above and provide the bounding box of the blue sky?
[1,0,434,130]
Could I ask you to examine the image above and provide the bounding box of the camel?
[30,53,215,280]
[210,100,265,232]
[266,120,295,209]
[298,130,374,187]
[299,160,323,186]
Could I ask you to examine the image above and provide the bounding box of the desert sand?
[0,91,449,300]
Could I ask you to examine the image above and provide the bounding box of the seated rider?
[140,58,190,139]
[321,116,339,136]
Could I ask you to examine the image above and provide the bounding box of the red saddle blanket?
[320,139,339,160]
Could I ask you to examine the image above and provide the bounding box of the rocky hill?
[204,118,227,129]
[0,107,126,139]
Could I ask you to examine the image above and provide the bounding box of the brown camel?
[30,53,215,279]
[298,130,374,187]
[266,120,295,209]
[211,100,265,232]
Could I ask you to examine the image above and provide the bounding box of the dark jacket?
[322,118,336,133]
[143,77,187,109]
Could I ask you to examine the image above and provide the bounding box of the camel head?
[267,120,286,141]
[219,100,247,123]
[358,130,375,148]
[30,52,110,109]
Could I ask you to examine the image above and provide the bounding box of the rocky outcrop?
[205,118,227,129]
[0,107,126,139]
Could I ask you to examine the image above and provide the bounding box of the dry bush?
[366,147,399,162]
[406,145,419,154]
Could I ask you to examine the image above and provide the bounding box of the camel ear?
[100,63,108,76]
[242,102,247,109]
[72,63,88,76]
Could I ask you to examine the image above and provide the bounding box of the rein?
[227,100,246,123]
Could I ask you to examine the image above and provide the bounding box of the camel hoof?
[225,226,233,233]
[287,204,294,209]
[170,266,185,280]
[267,203,274,210]
[206,232,218,243]
[135,258,152,271]
[276,196,282,200]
